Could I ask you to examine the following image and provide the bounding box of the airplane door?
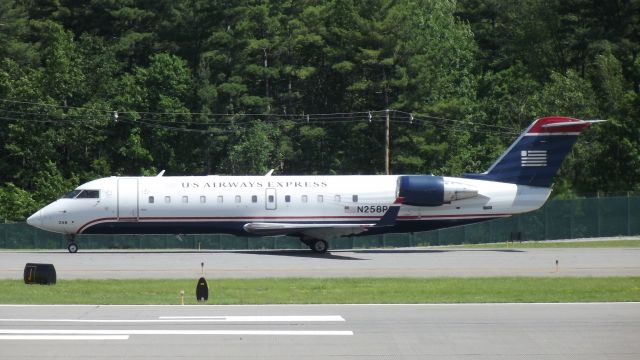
[265,188,277,210]
[118,178,139,221]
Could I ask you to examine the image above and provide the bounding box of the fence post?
[544,205,549,240]
[517,215,523,241]
[570,201,574,239]
[627,192,631,236]
[489,219,494,243]
[596,193,602,237]
[462,224,467,244]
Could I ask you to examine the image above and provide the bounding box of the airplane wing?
[243,222,375,238]
[242,197,403,240]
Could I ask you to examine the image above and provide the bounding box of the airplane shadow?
[31,249,368,260]
[24,248,523,258]
[349,248,525,254]
[239,250,367,261]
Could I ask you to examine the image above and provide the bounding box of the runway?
[0,303,638,359]
[1,247,639,279]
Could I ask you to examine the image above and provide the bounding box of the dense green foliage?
[1,0,639,221]
[1,277,639,304]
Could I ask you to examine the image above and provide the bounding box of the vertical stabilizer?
[463,116,602,187]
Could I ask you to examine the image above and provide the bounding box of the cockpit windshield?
[62,189,100,199]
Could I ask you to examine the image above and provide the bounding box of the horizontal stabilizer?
[541,120,606,129]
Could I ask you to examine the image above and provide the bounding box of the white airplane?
[27,116,602,253]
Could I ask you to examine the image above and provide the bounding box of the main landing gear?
[66,235,78,253]
[302,238,329,254]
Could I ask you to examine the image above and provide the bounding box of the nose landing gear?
[66,235,78,253]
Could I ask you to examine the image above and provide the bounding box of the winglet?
[375,197,403,227]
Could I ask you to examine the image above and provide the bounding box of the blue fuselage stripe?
[80,218,495,236]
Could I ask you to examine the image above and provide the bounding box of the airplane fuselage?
[28,174,550,236]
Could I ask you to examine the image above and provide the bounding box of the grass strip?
[1,277,639,305]
[449,239,640,249]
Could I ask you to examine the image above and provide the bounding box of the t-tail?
[463,116,604,187]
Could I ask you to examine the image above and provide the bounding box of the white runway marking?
[0,315,345,323]
[0,335,129,340]
[0,329,353,336]
[0,313,353,341]
[157,315,345,321]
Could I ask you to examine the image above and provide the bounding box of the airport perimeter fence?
[1,195,639,250]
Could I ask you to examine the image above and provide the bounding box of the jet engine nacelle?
[397,176,478,207]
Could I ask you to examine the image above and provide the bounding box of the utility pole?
[385,109,390,175]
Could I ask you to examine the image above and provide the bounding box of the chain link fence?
[1,195,638,250]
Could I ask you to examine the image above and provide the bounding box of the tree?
[219,121,286,175]
[0,183,37,222]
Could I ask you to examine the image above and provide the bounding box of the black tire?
[67,243,78,253]
[310,240,328,254]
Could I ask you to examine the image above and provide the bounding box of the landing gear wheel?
[310,239,328,254]
[67,242,78,253]
[66,235,78,253]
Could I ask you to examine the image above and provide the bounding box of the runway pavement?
[0,303,638,359]
[1,247,639,279]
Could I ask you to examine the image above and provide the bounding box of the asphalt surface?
[1,247,639,279]
[0,303,638,359]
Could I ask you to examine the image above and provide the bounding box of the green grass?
[1,277,639,304]
[449,239,640,249]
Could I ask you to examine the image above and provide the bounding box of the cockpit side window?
[62,190,82,199]
[75,190,100,199]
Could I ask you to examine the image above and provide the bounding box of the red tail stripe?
[527,116,590,134]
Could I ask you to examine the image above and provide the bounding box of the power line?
[0,99,520,138]
[0,97,523,133]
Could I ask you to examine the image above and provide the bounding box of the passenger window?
[251,195,258,203]
[335,195,341,202]
[235,195,241,203]
[164,196,171,204]
[217,195,223,203]
[285,195,291,203]
[302,195,308,203]
[200,196,206,203]
[317,195,323,203]
[352,195,358,203]
[268,195,275,203]
[182,195,188,203]
[148,196,155,204]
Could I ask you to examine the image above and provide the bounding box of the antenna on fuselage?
[156,170,165,177]
[265,169,274,176]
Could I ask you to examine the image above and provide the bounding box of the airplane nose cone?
[26,211,41,227]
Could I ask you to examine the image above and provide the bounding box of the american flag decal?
[521,150,547,167]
